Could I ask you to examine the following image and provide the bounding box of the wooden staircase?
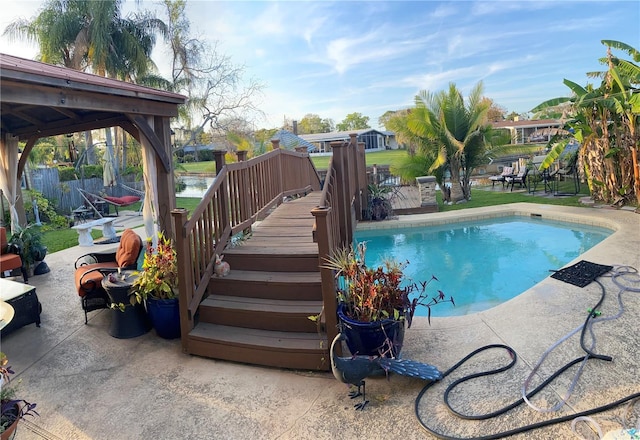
[184,194,329,371]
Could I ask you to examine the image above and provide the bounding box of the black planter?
[337,303,405,358]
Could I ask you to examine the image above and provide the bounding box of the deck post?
[356,142,367,220]
[270,140,284,199]
[330,140,351,247]
[311,205,341,356]
[237,150,251,234]
[172,208,193,352]
[213,150,226,176]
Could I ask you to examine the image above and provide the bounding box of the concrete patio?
[2,204,639,440]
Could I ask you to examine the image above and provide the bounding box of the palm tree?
[533,40,639,206]
[4,0,164,174]
[391,82,493,203]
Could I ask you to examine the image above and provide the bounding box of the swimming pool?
[354,215,612,316]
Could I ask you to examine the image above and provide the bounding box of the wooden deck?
[185,192,329,371]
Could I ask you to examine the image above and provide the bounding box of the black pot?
[337,303,405,358]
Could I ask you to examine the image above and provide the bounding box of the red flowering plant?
[323,242,454,327]
[130,231,179,304]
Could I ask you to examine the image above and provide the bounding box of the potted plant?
[7,224,47,277]
[366,183,393,221]
[323,242,454,358]
[130,232,180,339]
[1,352,38,440]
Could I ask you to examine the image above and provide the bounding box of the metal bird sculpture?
[330,333,443,410]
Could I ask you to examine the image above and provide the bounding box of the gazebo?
[0,53,186,238]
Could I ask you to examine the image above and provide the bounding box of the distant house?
[270,130,316,152]
[300,129,398,154]
[492,119,564,144]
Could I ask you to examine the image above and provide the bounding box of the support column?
[416,176,438,212]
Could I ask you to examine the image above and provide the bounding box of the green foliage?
[7,224,46,270]
[391,81,494,202]
[532,39,640,206]
[58,167,78,182]
[298,114,334,134]
[197,149,214,162]
[26,190,68,229]
[131,232,179,302]
[336,112,370,131]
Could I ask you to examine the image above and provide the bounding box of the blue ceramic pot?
[146,297,180,339]
[337,303,405,358]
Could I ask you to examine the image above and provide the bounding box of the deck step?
[187,323,328,371]
[210,270,321,300]
[222,252,320,272]
[199,295,322,332]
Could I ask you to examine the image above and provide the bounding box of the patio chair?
[489,166,513,188]
[74,229,142,324]
[505,167,529,192]
[78,188,141,218]
[0,227,28,283]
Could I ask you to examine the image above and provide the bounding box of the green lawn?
[311,150,408,170]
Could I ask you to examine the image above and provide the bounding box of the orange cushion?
[116,229,141,268]
[75,262,119,297]
[0,253,22,271]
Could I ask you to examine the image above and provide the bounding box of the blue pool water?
[354,216,612,316]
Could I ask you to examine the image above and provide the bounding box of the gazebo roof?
[1,53,186,140]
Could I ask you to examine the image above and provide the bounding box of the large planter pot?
[146,297,180,339]
[337,304,405,358]
[1,403,20,440]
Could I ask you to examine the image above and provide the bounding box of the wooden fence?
[171,146,322,344]
[27,167,143,214]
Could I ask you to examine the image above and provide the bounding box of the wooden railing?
[171,145,322,346]
[312,134,367,350]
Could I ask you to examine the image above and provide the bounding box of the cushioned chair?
[0,227,28,283]
[505,167,529,192]
[74,229,142,324]
[489,166,513,188]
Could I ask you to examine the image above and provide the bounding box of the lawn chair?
[78,188,141,218]
[489,166,513,188]
[505,167,529,192]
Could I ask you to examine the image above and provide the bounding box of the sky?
[1,0,638,130]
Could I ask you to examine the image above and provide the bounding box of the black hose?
[414,274,637,439]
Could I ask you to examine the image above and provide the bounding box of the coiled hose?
[414,265,640,439]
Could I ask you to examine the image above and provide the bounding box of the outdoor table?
[0,301,15,330]
[101,270,151,339]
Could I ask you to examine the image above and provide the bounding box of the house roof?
[270,130,315,151]
[300,128,392,143]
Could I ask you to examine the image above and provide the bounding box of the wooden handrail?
[172,148,321,346]
[312,134,367,352]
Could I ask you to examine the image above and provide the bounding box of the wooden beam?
[51,107,79,119]
[1,80,179,118]
[9,114,128,140]
[127,114,171,173]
